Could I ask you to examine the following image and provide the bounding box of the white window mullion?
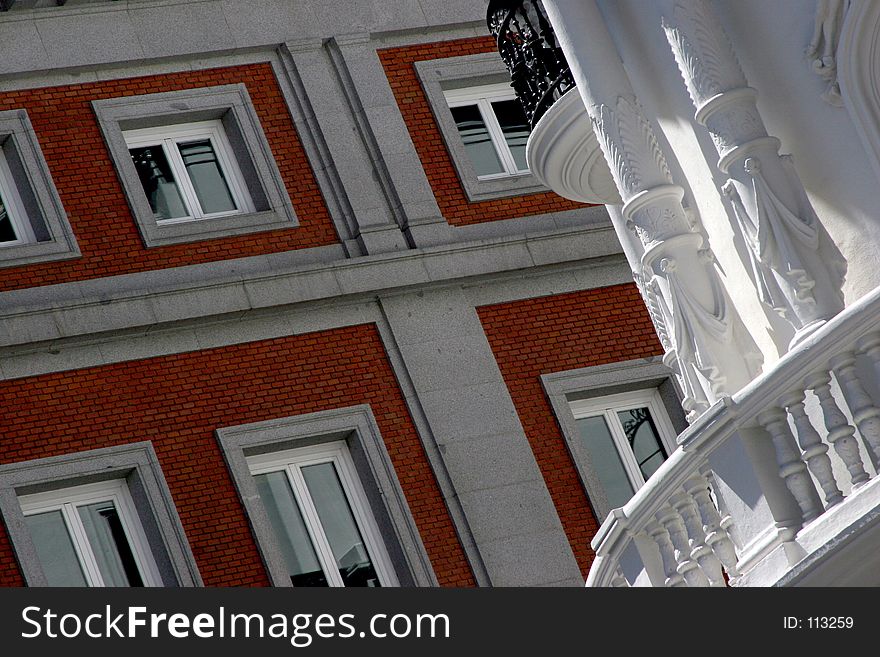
[60,502,105,587]
[285,464,344,587]
[164,138,204,219]
[110,491,161,587]
[332,457,398,587]
[479,98,519,175]
[604,410,648,490]
[207,129,254,214]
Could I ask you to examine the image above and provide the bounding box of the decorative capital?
[590,96,673,200]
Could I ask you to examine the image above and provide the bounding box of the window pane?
[301,462,381,587]
[78,501,144,587]
[576,415,635,509]
[618,408,668,481]
[450,104,505,177]
[177,140,237,215]
[129,145,189,221]
[0,190,17,243]
[491,99,529,171]
[25,511,87,586]
[255,471,328,587]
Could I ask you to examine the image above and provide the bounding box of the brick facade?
[0,324,475,587]
[477,285,663,576]
[378,36,587,226]
[0,63,339,293]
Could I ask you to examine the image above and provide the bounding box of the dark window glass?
[450,104,505,177]
[78,501,144,587]
[576,415,635,508]
[618,408,668,481]
[129,146,188,221]
[301,463,381,587]
[25,511,88,586]
[178,140,237,215]
[492,99,529,171]
[0,191,17,243]
[255,471,329,587]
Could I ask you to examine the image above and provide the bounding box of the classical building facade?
[0,0,681,588]
[488,0,880,586]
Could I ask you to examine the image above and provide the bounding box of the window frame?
[414,52,549,202]
[247,440,399,588]
[0,441,201,587]
[568,389,678,495]
[443,82,530,181]
[18,478,163,587]
[216,405,437,588]
[92,84,299,248]
[541,358,688,522]
[123,119,255,224]
[0,109,80,268]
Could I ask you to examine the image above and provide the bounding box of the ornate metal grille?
[486,0,575,128]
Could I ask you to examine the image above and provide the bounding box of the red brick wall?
[378,37,587,226]
[0,324,475,587]
[0,63,339,293]
[477,285,663,576]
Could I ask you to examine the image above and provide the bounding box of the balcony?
[586,286,880,587]
[487,0,619,204]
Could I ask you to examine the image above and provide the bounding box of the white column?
[662,0,846,346]
[543,0,762,414]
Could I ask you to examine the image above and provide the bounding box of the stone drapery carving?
[807,0,851,106]
[592,95,762,416]
[663,0,846,345]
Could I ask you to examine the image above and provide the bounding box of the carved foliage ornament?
[590,96,673,200]
[662,0,747,107]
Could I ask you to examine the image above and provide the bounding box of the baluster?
[671,489,725,587]
[685,473,739,578]
[806,371,870,487]
[780,389,844,507]
[830,352,880,470]
[856,332,880,390]
[757,407,823,523]
[610,567,629,587]
[657,506,709,587]
[645,520,685,588]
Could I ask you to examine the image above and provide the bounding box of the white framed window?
[247,441,398,588]
[0,148,36,247]
[18,479,163,587]
[443,83,530,180]
[123,120,255,225]
[568,390,677,510]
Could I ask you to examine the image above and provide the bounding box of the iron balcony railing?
[487,0,576,129]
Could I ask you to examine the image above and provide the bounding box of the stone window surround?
[0,441,202,587]
[92,84,298,248]
[0,109,80,268]
[541,357,689,522]
[216,404,438,588]
[415,52,549,202]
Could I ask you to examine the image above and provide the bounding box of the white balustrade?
[587,285,880,587]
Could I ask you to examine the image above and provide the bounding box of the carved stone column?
[544,0,762,415]
[663,0,846,347]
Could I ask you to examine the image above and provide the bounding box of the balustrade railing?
[587,285,880,586]
[486,0,575,128]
